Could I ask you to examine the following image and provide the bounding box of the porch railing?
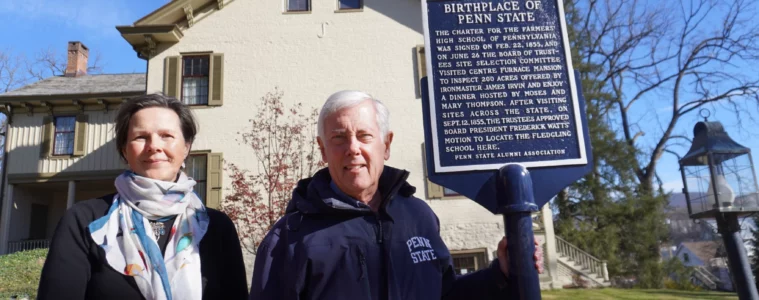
[556,236,609,281]
[692,265,720,290]
[7,239,50,254]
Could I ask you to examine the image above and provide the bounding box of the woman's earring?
[181,162,186,169]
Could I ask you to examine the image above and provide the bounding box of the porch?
[0,177,117,254]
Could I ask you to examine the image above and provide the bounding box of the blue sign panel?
[422,0,587,173]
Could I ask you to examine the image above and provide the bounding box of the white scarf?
[88,171,209,300]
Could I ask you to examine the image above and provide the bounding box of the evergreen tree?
[751,214,759,288]
[556,0,669,287]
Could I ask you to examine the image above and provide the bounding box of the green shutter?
[164,56,181,99]
[206,153,223,209]
[40,116,53,158]
[208,53,224,106]
[73,114,88,156]
[422,143,445,199]
[416,45,427,78]
[416,45,427,96]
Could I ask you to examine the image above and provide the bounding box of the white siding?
[7,110,125,174]
[140,0,553,280]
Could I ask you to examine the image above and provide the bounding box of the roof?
[680,241,725,262]
[0,73,145,100]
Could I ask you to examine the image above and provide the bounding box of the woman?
[37,93,248,300]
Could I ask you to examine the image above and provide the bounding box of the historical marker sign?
[422,0,587,173]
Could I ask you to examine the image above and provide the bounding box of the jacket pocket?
[357,247,367,281]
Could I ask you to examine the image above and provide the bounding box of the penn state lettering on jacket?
[249,166,512,300]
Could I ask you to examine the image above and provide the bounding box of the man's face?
[317,100,393,200]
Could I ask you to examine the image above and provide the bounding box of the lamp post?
[679,115,759,299]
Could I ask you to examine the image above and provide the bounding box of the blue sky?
[2,0,757,196]
[0,0,168,74]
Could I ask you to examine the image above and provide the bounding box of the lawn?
[542,288,738,299]
[0,248,47,299]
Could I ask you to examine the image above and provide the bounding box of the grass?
[542,288,738,299]
[0,248,47,299]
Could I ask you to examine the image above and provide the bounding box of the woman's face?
[123,107,190,182]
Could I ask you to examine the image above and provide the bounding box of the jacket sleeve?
[216,213,250,299]
[441,258,512,299]
[37,207,91,299]
[249,219,302,300]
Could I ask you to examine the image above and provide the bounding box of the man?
[250,90,542,299]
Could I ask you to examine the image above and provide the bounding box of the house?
[0,0,609,289]
[0,41,147,254]
[673,241,733,291]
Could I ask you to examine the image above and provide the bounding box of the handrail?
[556,236,603,261]
[556,236,609,281]
[692,266,719,289]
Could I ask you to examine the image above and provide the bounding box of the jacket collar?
[286,166,416,219]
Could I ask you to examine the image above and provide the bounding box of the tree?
[0,50,27,93]
[557,0,759,287]
[221,89,325,254]
[26,47,103,81]
[751,214,759,288]
[579,0,759,191]
[555,0,644,283]
[1,47,103,93]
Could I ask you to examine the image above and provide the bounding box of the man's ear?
[384,131,394,160]
[317,137,327,163]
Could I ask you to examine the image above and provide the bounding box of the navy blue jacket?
[249,167,512,300]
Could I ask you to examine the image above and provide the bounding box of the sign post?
[420,0,594,298]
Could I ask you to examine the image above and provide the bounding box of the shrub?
[0,248,48,299]
[663,258,702,291]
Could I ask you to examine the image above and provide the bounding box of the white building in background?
[0,0,610,289]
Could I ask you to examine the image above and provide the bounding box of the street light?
[679,115,759,299]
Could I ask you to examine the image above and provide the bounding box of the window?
[287,0,310,12]
[184,152,223,208]
[41,114,88,158]
[338,0,362,10]
[182,56,210,105]
[451,249,488,275]
[186,154,208,203]
[164,54,223,106]
[52,116,76,155]
[683,253,690,263]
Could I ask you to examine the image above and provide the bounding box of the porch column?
[541,204,560,288]
[0,184,14,254]
[67,181,76,209]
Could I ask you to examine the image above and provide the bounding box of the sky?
[1,0,757,197]
[0,0,168,75]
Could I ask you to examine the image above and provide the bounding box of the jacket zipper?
[373,171,407,245]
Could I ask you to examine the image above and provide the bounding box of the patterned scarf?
[88,170,209,300]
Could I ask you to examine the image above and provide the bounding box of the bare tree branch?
[578,0,759,189]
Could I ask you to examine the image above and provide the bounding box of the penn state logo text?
[406,236,438,264]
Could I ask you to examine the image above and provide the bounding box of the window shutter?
[73,114,88,156]
[421,143,445,199]
[208,53,224,106]
[416,45,427,96]
[416,45,427,78]
[164,56,182,99]
[40,116,53,159]
[206,153,223,209]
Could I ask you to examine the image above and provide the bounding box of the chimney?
[65,41,89,77]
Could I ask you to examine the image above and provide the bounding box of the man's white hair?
[317,90,390,141]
